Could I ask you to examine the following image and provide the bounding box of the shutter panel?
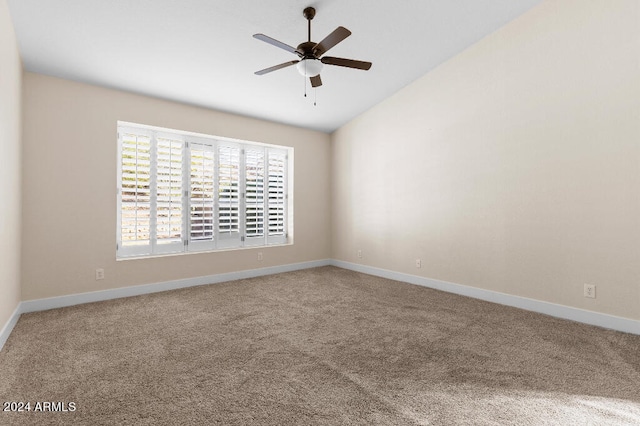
[217,144,241,248]
[244,148,266,246]
[154,136,184,254]
[188,142,216,251]
[119,131,152,256]
[267,150,287,244]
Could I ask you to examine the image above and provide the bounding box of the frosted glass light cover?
[296,58,323,77]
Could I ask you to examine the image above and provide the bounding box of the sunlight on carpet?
[402,388,640,425]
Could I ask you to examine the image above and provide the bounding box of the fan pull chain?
[314,87,317,106]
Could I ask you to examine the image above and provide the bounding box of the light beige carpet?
[1,266,639,425]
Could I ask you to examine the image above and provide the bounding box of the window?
[117,122,291,258]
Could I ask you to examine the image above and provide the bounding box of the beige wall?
[21,73,331,300]
[0,0,22,328]
[332,0,640,320]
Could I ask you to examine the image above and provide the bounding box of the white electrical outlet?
[257,252,263,261]
[416,259,421,268]
[357,249,362,259]
[584,284,596,299]
[95,268,105,280]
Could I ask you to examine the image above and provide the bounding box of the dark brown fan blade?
[321,56,372,70]
[253,34,299,55]
[313,26,351,57]
[255,60,299,75]
[310,75,322,88]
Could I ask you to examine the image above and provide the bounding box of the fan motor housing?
[296,41,317,58]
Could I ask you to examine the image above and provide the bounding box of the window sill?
[116,241,293,261]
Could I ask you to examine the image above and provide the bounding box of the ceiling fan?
[253,7,372,88]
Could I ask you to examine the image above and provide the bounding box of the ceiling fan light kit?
[253,6,372,90]
[297,58,323,77]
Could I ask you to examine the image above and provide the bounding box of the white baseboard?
[331,260,640,336]
[2,257,638,353]
[20,259,331,314]
[0,304,23,351]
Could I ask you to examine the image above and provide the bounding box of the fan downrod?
[303,7,315,43]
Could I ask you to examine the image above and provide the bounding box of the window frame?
[117,122,291,259]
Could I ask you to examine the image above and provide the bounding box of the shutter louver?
[120,132,152,255]
[267,151,287,244]
[245,148,265,245]
[189,143,216,250]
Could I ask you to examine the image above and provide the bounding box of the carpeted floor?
[1,266,639,425]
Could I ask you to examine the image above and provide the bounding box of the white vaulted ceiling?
[7,0,542,133]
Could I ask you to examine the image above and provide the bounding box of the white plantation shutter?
[245,148,265,246]
[267,150,287,244]
[217,144,241,248]
[154,136,184,254]
[188,142,216,251]
[118,131,152,257]
[117,122,290,258]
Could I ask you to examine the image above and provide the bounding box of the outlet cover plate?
[95,268,105,280]
[584,284,596,298]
